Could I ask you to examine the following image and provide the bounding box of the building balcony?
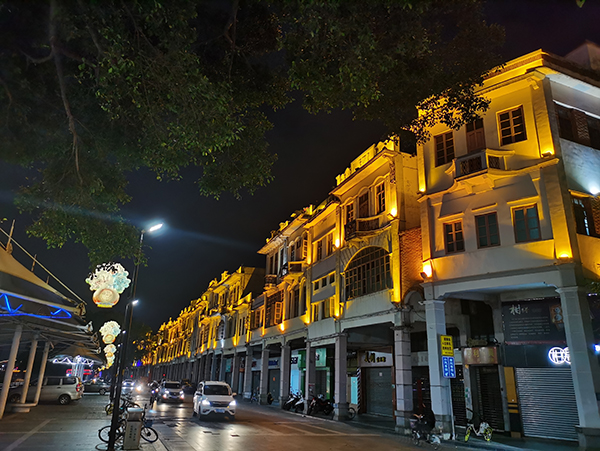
[344,213,387,241]
[455,149,505,179]
[265,274,278,288]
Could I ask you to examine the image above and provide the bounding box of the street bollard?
[123,407,144,450]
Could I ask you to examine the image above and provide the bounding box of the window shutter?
[573,109,591,146]
[274,302,283,323]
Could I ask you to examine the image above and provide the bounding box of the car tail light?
[76,383,83,392]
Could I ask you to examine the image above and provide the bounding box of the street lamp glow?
[148,223,163,233]
[132,300,139,306]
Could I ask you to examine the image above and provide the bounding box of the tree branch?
[50,0,84,185]
[0,75,13,129]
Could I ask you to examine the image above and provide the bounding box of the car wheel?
[99,389,106,396]
[58,394,71,405]
[8,393,20,403]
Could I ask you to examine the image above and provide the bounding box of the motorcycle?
[283,392,301,411]
[307,395,334,416]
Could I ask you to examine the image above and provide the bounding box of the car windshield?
[164,383,181,389]
[204,385,230,396]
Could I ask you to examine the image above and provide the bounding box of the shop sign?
[440,335,454,356]
[316,348,327,367]
[548,346,570,365]
[502,298,566,345]
[360,351,392,367]
[462,347,498,365]
[442,356,456,378]
[251,358,261,371]
[268,358,280,369]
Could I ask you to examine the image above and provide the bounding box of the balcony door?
[358,192,370,218]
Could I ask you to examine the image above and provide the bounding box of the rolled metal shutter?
[515,368,579,442]
[365,367,393,417]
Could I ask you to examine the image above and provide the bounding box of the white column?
[425,300,452,433]
[394,326,413,432]
[33,341,50,405]
[231,352,241,394]
[279,344,291,406]
[333,334,348,420]
[557,287,600,447]
[219,353,227,382]
[20,336,39,404]
[259,346,270,404]
[304,341,316,412]
[243,348,253,400]
[0,325,23,419]
[210,353,218,380]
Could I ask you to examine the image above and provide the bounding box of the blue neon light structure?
[0,293,72,319]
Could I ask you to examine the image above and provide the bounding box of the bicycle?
[105,394,140,415]
[464,409,493,442]
[464,420,492,442]
[411,416,441,450]
[98,405,158,444]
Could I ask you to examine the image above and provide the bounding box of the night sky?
[1,0,599,331]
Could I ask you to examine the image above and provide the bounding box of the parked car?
[158,380,185,403]
[193,381,236,419]
[83,378,111,395]
[8,376,83,405]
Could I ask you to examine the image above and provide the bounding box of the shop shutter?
[475,366,505,431]
[364,367,393,417]
[515,367,579,442]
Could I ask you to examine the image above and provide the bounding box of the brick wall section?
[591,197,600,237]
[399,227,422,302]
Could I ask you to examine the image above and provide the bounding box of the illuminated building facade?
[416,42,600,447]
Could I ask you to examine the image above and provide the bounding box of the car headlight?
[201,399,210,406]
[165,390,170,394]
[179,390,184,395]
[162,394,168,398]
[229,400,236,407]
[136,386,142,392]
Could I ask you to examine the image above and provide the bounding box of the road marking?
[3,419,51,451]
[297,423,344,434]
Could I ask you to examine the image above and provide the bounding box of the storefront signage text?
[440,335,454,356]
[548,346,570,365]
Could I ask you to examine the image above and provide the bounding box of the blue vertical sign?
[442,356,456,378]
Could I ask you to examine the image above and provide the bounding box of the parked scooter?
[307,394,334,416]
[283,392,302,411]
[293,394,305,413]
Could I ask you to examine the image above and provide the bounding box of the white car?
[193,381,236,419]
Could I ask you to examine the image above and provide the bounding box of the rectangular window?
[316,239,323,261]
[313,281,319,292]
[476,213,500,248]
[556,104,575,141]
[290,244,295,262]
[323,299,331,319]
[444,221,464,253]
[435,132,455,166]
[329,273,335,284]
[572,196,596,236]
[321,276,328,288]
[302,235,307,259]
[346,204,354,223]
[312,303,320,322]
[274,302,283,324]
[513,205,541,242]
[376,183,385,214]
[499,106,526,145]
[290,287,300,318]
[588,116,600,150]
[327,234,334,255]
[358,192,370,218]
[466,118,486,152]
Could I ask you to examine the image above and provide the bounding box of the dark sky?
[2,0,600,331]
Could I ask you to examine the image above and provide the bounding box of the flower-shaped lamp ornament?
[99,321,121,344]
[104,344,117,358]
[86,262,131,308]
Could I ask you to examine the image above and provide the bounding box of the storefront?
[502,298,581,442]
[268,357,280,400]
[290,350,304,395]
[359,351,393,417]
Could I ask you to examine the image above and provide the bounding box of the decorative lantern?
[99,321,121,344]
[86,262,131,308]
[104,344,116,358]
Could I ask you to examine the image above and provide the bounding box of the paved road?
[0,392,425,451]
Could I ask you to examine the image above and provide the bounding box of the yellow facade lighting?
[279,323,285,332]
[335,238,340,248]
[390,206,398,218]
[421,261,433,279]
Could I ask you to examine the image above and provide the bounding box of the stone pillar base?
[394,410,414,435]
[259,394,269,405]
[576,426,600,449]
[333,402,348,421]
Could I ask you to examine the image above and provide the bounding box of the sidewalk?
[261,403,578,451]
[0,394,167,451]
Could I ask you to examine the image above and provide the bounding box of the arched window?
[344,246,391,300]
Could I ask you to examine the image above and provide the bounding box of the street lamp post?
[107,223,163,450]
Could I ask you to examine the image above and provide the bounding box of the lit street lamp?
[107,222,163,451]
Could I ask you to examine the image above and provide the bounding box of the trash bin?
[123,407,143,450]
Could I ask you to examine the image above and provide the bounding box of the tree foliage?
[0,0,504,265]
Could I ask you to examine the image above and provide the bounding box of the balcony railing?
[345,215,385,241]
[455,149,504,178]
[265,274,278,287]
